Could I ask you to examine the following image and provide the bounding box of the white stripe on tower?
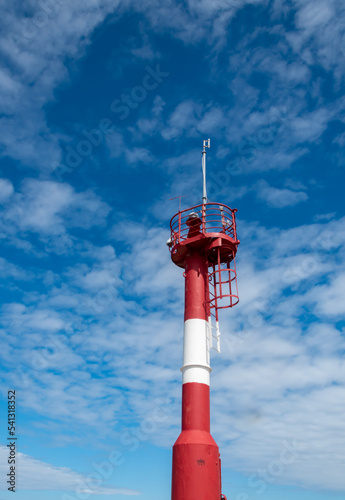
[181,318,211,385]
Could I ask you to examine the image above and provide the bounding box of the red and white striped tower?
[168,140,240,500]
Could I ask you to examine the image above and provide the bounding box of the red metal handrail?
[170,202,237,247]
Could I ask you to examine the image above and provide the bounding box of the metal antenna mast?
[202,138,211,204]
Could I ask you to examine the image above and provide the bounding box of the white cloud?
[295,0,334,33]
[125,147,154,164]
[130,29,159,60]
[308,272,345,317]
[282,0,345,82]
[2,179,110,236]
[197,107,225,134]
[0,446,139,495]
[110,221,182,306]
[0,178,14,203]
[3,302,66,332]
[65,246,122,294]
[139,0,267,45]
[106,131,125,158]
[106,133,154,165]
[136,95,165,134]
[159,100,225,143]
[0,257,31,281]
[290,108,333,143]
[0,1,125,170]
[314,212,336,221]
[256,179,308,207]
[161,99,201,139]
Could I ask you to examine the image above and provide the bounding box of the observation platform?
[169,202,240,269]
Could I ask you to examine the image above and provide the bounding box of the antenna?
[202,138,210,204]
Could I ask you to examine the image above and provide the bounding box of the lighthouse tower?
[168,140,240,500]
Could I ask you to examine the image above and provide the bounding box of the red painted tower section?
[168,141,240,500]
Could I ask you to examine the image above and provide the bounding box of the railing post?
[232,209,237,240]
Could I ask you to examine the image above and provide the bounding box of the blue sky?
[0,0,345,499]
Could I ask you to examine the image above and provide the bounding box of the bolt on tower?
[168,139,240,500]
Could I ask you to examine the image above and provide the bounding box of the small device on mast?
[202,138,210,204]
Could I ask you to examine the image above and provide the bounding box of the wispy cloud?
[256,179,308,207]
[0,1,125,170]
[1,179,110,244]
[0,446,139,495]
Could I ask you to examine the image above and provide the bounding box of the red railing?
[170,202,237,248]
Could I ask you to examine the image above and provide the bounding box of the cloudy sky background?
[0,0,345,499]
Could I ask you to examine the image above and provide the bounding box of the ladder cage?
[207,248,239,323]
